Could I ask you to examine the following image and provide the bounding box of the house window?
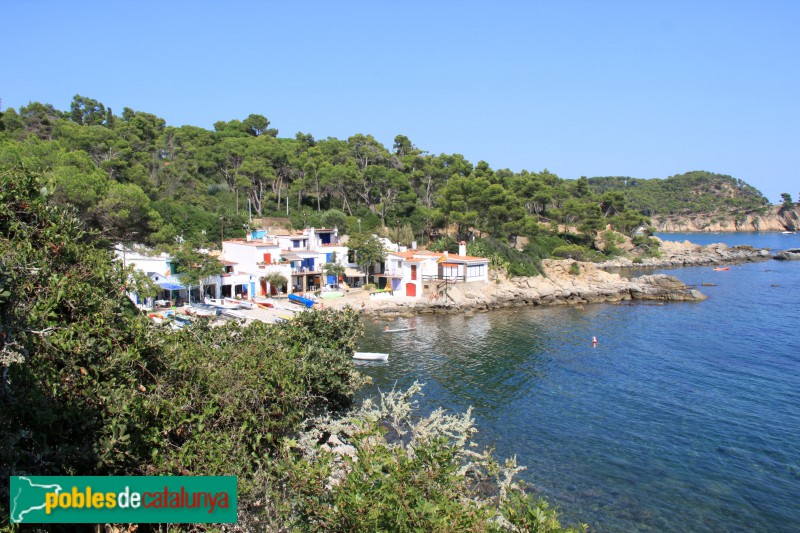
[467,264,485,278]
[411,265,417,280]
[442,265,458,279]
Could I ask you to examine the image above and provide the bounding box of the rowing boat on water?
[353,352,389,361]
[383,327,415,333]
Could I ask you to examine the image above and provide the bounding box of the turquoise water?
[356,233,800,532]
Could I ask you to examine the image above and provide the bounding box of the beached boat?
[353,351,389,361]
[274,313,295,323]
[225,298,254,309]
[288,294,315,308]
[205,297,241,310]
[186,305,219,317]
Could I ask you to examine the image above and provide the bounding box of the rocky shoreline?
[595,238,771,269]
[323,240,772,318]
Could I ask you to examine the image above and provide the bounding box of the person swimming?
[592,336,598,347]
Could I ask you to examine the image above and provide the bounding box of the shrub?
[569,262,581,275]
[551,244,593,261]
[266,384,583,532]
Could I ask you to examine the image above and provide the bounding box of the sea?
[355,232,800,532]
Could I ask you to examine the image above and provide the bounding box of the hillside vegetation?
[587,171,769,216]
[0,95,771,270]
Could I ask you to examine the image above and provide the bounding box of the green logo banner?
[10,476,237,524]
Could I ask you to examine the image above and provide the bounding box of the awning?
[156,281,186,291]
[281,253,302,261]
[344,267,365,277]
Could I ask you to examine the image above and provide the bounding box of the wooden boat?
[383,327,416,333]
[713,267,730,271]
[353,351,389,361]
[256,301,274,309]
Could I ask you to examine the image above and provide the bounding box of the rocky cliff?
[650,205,800,232]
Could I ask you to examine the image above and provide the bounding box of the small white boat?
[204,297,241,310]
[781,231,796,235]
[186,305,219,317]
[225,298,254,309]
[353,351,389,361]
[383,327,415,333]
[221,309,246,320]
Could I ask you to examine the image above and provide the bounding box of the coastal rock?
[630,274,706,301]
[596,240,769,269]
[650,205,800,232]
[775,248,800,260]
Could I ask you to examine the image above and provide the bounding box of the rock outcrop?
[650,205,800,233]
[775,248,800,260]
[361,259,706,318]
[596,239,770,269]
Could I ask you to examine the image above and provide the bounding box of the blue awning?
[156,281,186,291]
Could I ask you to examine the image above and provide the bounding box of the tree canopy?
[0,94,772,268]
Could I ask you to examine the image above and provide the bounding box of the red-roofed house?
[380,242,489,298]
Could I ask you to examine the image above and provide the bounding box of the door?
[411,264,417,280]
[405,282,416,297]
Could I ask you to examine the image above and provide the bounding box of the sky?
[3,0,798,202]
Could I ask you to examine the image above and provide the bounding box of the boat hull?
[353,351,389,361]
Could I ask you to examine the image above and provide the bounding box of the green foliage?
[551,245,598,262]
[265,271,288,291]
[346,232,385,284]
[168,243,223,294]
[587,171,769,216]
[428,236,458,253]
[320,208,347,232]
[569,262,581,276]
[267,384,582,532]
[467,237,542,277]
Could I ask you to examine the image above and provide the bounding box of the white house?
[380,241,489,298]
[220,236,291,298]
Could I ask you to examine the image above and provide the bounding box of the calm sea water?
[356,232,800,532]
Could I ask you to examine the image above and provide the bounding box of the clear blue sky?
[3,1,798,202]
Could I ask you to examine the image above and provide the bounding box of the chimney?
[262,236,267,244]
[458,241,466,257]
[246,233,252,242]
[411,241,417,250]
